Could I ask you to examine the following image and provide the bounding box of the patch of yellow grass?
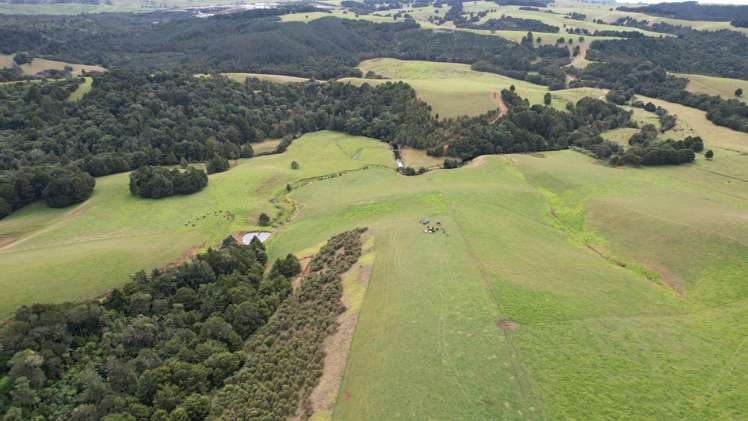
[400,147,442,169]
[674,73,748,104]
[252,139,282,155]
[222,72,309,84]
[68,76,93,101]
[0,53,106,77]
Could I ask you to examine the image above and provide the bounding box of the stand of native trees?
[0,228,367,420]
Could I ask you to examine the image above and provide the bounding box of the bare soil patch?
[497,319,519,331]
[649,262,685,297]
[165,243,204,268]
[292,256,313,290]
[488,91,508,124]
[466,155,488,167]
[585,244,627,268]
[0,235,18,249]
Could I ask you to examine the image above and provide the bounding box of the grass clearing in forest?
[67,76,93,101]
[342,59,605,118]
[221,72,309,84]
[400,147,442,169]
[636,95,748,154]
[0,53,106,76]
[675,73,748,104]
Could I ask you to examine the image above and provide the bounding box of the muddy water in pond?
[242,232,271,244]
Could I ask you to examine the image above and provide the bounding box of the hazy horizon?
[615,0,748,4]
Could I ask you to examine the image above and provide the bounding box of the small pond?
[242,231,272,245]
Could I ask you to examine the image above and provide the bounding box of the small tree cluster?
[129,166,208,199]
[206,155,230,174]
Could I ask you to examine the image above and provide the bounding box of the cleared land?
[458,1,663,37]
[280,3,622,49]
[675,73,748,104]
[0,0,230,14]
[67,76,93,101]
[341,58,605,118]
[264,144,748,420]
[400,147,442,169]
[0,53,106,76]
[3,123,748,417]
[0,131,394,318]
[251,139,282,155]
[221,72,309,84]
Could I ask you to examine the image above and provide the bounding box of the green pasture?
[459,1,663,37]
[263,141,748,419]
[341,58,605,118]
[674,73,748,104]
[0,131,394,318]
[281,3,619,49]
[636,95,748,154]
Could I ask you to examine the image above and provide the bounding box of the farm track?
[0,200,91,252]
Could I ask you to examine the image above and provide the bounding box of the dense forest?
[617,1,748,22]
[0,12,569,84]
[0,228,365,420]
[587,28,748,81]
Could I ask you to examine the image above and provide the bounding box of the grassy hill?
[0,131,394,318]
[265,147,748,420]
[1,122,747,417]
[341,58,605,118]
[674,73,748,104]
